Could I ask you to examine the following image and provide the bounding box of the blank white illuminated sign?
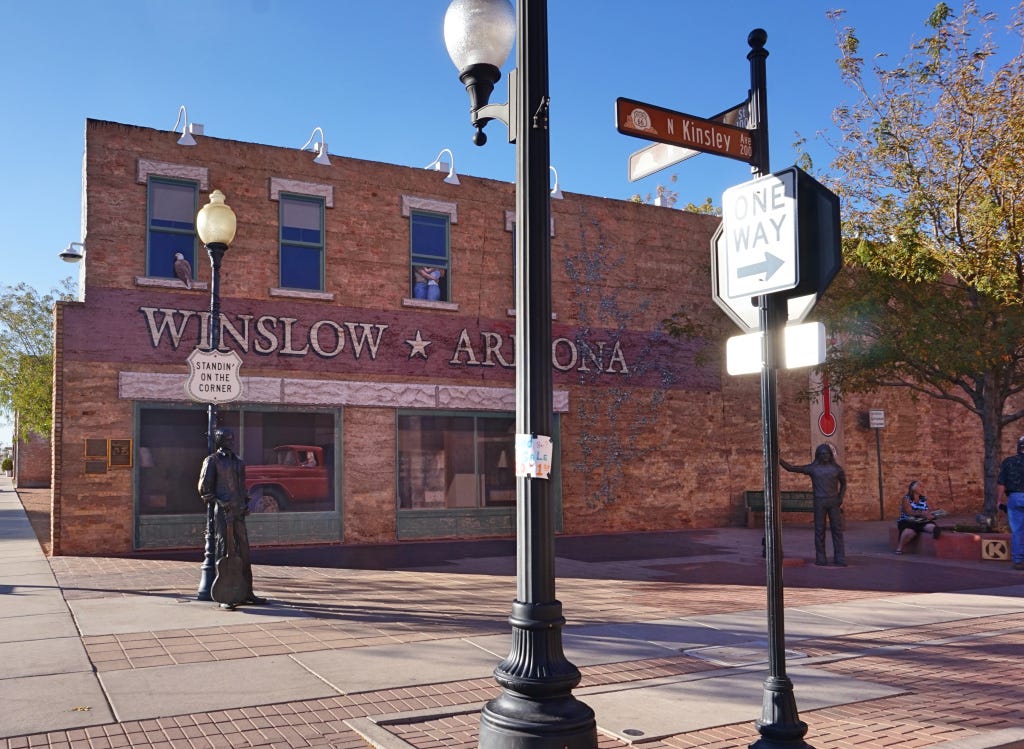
[726,322,826,375]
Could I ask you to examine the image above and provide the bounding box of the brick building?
[50,118,987,556]
[11,414,50,489]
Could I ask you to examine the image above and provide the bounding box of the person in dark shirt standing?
[780,443,847,566]
[996,435,1024,571]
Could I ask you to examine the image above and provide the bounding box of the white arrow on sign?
[737,252,785,280]
[711,222,819,333]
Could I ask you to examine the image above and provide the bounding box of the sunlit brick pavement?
[6,485,1024,748]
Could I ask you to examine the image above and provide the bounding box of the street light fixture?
[444,1,597,747]
[194,189,237,601]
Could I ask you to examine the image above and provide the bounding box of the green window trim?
[146,177,199,280]
[279,193,326,292]
[409,210,451,302]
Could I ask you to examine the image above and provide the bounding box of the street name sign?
[616,97,755,165]
[185,348,243,404]
[627,100,750,181]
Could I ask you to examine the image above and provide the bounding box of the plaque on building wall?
[85,460,108,475]
[84,439,108,460]
[109,439,133,467]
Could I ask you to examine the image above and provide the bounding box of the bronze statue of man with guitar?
[198,428,268,610]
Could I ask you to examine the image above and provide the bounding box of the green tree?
[0,281,75,440]
[817,2,1024,521]
[629,174,722,215]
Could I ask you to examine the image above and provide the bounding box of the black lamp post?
[194,189,237,601]
[444,1,596,747]
[747,30,812,749]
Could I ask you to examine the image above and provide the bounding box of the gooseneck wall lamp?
[300,127,331,166]
[549,165,563,199]
[425,148,461,185]
[194,189,237,602]
[173,105,198,147]
[444,1,597,747]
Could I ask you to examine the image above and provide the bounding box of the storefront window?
[138,407,335,515]
[397,412,516,510]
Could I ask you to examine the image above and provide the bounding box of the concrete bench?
[744,490,814,528]
[888,525,1011,561]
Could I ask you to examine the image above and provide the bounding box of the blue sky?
[0,0,1009,444]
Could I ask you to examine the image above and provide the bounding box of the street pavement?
[2,474,1024,749]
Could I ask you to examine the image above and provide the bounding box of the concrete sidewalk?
[3,474,1024,749]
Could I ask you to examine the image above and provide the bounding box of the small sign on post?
[515,433,552,479]
[185,348,243,404]
[869,409,886,520]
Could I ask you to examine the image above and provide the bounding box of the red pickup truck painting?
[246,445,330,512]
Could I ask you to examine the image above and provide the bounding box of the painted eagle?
[173,253,193,289]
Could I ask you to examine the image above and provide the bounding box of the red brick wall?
[13,427,50,488]
[50,119,994,554]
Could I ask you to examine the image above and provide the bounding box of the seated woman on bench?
[895,480,944,554]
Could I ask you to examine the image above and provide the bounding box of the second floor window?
[147,178,197,280]
[410,210,450,302]
[280,194,324,291]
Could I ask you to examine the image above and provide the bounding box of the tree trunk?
[981,373,1003,521]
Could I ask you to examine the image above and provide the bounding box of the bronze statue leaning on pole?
[198,427,268,610]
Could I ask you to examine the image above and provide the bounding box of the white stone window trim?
[270,178,333,297]
[137,159,209,191]
[401,297,460,312]
[402,195,459,310]
[270,287,335,302]
[136,276,208,292]
[401,195,458,222]
[269,178,334,208]
[135,161,209,288]
[119,371,570,412]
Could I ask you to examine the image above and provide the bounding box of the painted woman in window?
[413,266,446,301]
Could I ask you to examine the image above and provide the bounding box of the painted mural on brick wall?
[563,207,683,512]
[61,287,719,392]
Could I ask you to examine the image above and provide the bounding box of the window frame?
[146,176,198,280]
[409,209,452,302]
[395,409,513,512]
[278,192,326,292]
[401,196,458,309]
[394,408,563,539]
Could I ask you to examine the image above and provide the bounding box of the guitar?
[210,504,247,608]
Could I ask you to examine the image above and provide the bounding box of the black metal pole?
[477,1,596,746]
[875,428,884,520]
[747,28,812,749]
[196,242,226,601]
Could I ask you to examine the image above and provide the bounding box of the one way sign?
[721,169,797,300]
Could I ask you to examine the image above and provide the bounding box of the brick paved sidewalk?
[6,484,1024,748]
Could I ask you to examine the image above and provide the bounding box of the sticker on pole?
[515,434,552,479]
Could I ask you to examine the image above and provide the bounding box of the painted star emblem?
[405,330,432,359]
